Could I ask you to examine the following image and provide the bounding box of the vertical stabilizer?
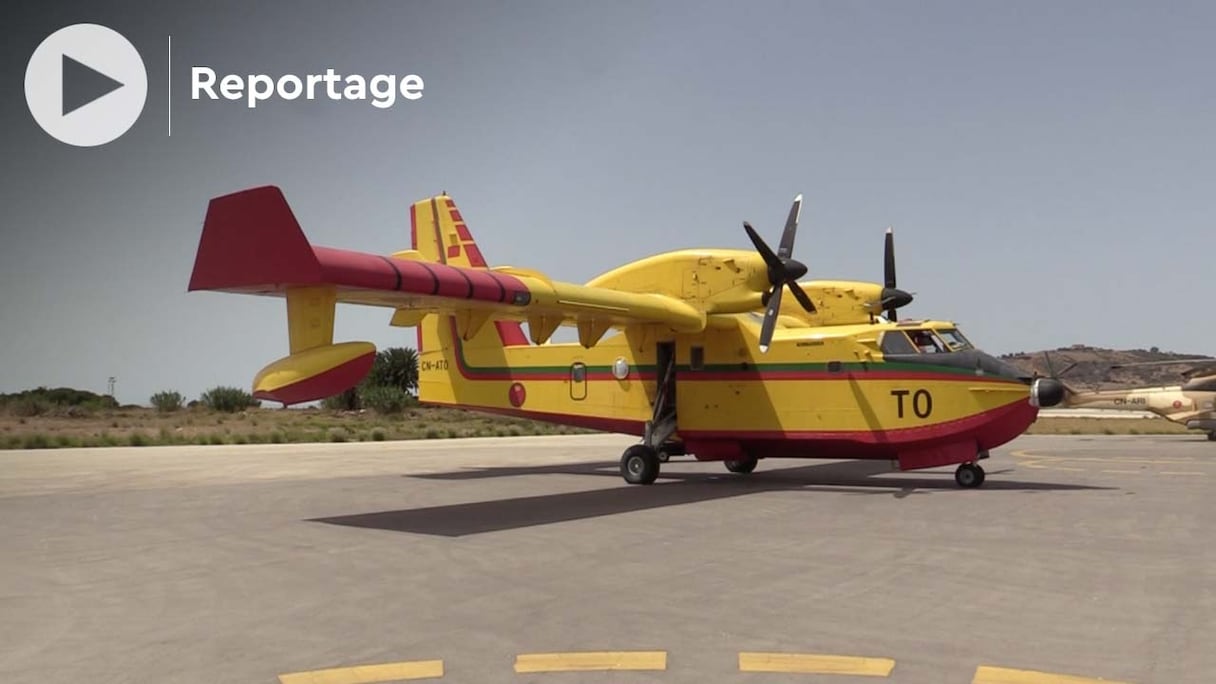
[409,194,528,406]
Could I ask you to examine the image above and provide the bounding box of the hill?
[998,345,1214,389]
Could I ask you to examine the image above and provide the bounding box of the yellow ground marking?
[1012,449,1199,466]
[738,652,895,676]
[277,660,443,684]
[513,651,667,673]
[1012,449,1214,478]
[973,664,1131,684]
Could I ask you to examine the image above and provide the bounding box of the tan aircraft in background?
[1052,357,1216,440]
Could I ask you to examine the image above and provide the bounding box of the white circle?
[24,23,147,147]
[612,357,630,380]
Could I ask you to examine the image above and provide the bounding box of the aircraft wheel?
[657,448,671,463]
[621,444,660,485]
[724,457,758,474]
[954,462,985,488]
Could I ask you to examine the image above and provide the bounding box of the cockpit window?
[880,330,918,355]
[937,328,972,351]
[907,329,948,354]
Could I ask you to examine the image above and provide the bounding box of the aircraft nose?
[1030,377,1066,408]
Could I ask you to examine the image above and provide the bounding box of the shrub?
[0,387,118,412]
[371,429,386,441]
[9,398,49,417]
[128,433,150,447]
[365,347,419,393]
[22,434,52,449]
[322,388,360,411]
[200,386,260,413]
[359,385,411,414]
[150,391,184,413]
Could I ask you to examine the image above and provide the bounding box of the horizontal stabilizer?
[188,185,710,346]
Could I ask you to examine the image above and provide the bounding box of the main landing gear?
[620,344,677,485]
[621,444,661,485]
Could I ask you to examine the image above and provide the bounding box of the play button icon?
[62,54,125,116]
[25,24,147,147]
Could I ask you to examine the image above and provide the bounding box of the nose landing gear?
[954,461,986,488]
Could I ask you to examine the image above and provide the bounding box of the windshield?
[904,329,947,353]
[937,328,973,351]
[880,328,976,356]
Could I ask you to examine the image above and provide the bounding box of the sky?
[1,0,1213,406]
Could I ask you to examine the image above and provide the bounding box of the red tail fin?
[188,186,320,292]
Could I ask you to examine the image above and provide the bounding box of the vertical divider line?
[167,34,172,136]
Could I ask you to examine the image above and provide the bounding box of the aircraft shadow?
[310,460,1113,537]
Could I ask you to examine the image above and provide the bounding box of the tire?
[620,444,660,485]
[954,462,984,488]
[724,457,758,474]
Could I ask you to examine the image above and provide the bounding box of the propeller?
[743,194,815,353]
[1040,351,1078,380]
[1030,351,1074,407]
[879,227,914,321]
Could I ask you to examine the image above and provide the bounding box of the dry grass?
[0,405,592,450]
[1,406,1199,450]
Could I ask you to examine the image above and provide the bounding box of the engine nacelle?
[252,341,376,405]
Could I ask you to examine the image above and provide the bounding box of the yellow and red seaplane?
[188,187,1064,487]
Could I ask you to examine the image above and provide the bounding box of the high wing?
[188,186,707,347]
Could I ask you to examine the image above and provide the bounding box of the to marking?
[1162,471,1205,476]
[278,660,443,684]
[738,652,895,676]
[513,651,667,673]
[973,665,1131,684]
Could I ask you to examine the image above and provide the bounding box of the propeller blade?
[884,226,897,289]
[776,194,802,259]
[758,285,784,353]
[883,227,900,321]
[744,221,782,272]
[787,280,816,313]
